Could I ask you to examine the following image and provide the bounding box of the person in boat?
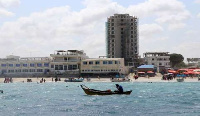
[115,84,123,93]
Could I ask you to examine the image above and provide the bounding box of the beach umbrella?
[138,72,145,73]
[183,72,189,75]
[147,71,154,73]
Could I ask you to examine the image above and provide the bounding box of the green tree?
[169,53,184,68]
[175,61,186,68]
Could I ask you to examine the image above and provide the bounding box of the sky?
[0,0,200,60]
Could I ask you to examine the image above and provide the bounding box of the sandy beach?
[0,73,200,83]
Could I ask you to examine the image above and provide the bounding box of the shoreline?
[0,76,200,83]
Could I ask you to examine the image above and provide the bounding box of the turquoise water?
[1,82,200,116]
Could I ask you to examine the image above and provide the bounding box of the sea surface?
[1,82,200,116]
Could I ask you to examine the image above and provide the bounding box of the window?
[115,61,118,64]
[55,65,59,70]
[68,65,73,70]
[37,63,42,67]
[44,63,49,67]
[72,65,78,70]
[23,64,28,67]
[159,63,162,65]
[152,58,154,61]
[89,61,93,65]
[22,69,28,72]
[59,65,63,70]
[103,61,107,64]
[37,69,43,72]
[95,61,100,65]
[16,64,20,67]
[108,61,113,64]
[83,61,87,65]
[131,35,133,38]
[8,70,14,73]
[9,64,13,67]
[152,63,154,65]
[29,69,35,72]
[30,63,35,67]
[51,65,54,68]
[64,65,67,70]
[1,64,6,67]
[15,69,21,72]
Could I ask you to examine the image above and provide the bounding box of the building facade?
[143,52,171,72]
[49,50,88,77]
[0,50,88,77]
[106,14,139,67]
[187,58,200,67]
[0,55,51,77]
[80,58,127,77]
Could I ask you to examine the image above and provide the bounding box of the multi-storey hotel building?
[106,14,139,67]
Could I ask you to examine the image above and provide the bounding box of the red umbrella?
[147,71,154,73]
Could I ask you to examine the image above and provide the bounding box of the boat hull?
[80,85,132,95]
[177,78,184,82]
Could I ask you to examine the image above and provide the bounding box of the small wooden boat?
[0,90,3,93]
[64,78,84,82]
[80,85,132,95]
[110,78,130,82]
[177,78,184,82]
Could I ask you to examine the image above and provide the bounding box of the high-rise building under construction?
[106,14,139,67]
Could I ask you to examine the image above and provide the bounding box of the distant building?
[80,58,128,77]
[0,50,88,77]
[143,52,170,72]
[50,50,88,77]
[106,14,139,67]
[187,58,200,67]
[0,55,51,77]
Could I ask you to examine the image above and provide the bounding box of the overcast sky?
[0,0,200,60]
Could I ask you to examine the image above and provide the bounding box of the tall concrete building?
[106,14,139,67]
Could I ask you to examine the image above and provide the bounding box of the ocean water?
[1,82,200,116]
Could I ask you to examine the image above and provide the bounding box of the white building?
[187,58,200,67]
[50,50,88,77]
[0,50,88,77]
[80,58,128,77]
[0,55,51,77]
[143,52,171,72]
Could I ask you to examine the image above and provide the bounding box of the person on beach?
[115,84,123,93]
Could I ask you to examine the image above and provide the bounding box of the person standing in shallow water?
[115,84,123,93]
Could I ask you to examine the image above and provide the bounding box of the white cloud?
[194,0,200,4]
[126,0,190,30]
[140,23,164,38]
[0,0,20,17]
[171,42,200,58]
[0,0,20,8]
[0,8,14,17]
[0,0,195,58]
[0,0,124,57]
[197,13,200,18]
